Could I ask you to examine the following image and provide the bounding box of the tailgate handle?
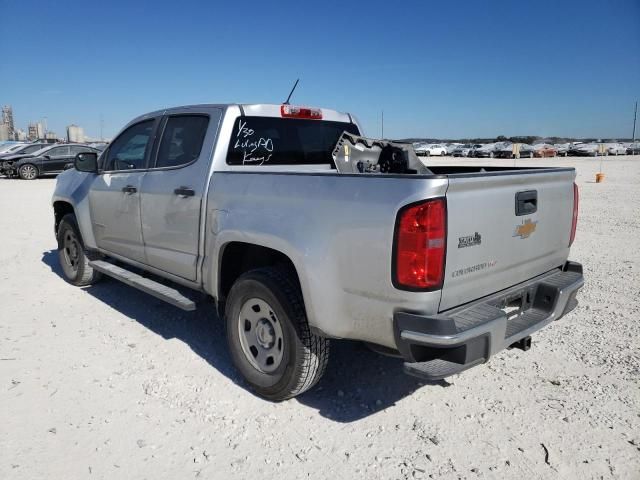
[515,190,537,216]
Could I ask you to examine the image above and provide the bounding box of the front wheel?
[225,267,330,401]
[18,164,39,180]
[57,214,102,286]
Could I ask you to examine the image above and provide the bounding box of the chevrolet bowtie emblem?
[513,219,537,239]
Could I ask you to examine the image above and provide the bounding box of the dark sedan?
[627,143,640,155]
[1,144,100,179]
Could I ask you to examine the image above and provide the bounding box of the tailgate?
[440,168,576,311]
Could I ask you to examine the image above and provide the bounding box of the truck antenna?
[283,79,300,105]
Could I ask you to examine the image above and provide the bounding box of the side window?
[104,120,154,171]
[69,145,87,155]
[23,145,43,154]
[155,115,209,168]
[46,146,70,157]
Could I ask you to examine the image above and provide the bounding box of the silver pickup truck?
[52,103,583,400]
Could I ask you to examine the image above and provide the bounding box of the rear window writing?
[226,116,359,166]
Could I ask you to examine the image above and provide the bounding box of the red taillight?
[280,104,323,119]
[569,182,579,246]
[394,198,447,290]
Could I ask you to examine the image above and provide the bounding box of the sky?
[1,0,639,140]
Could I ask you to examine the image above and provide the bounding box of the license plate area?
[491,287,536,320]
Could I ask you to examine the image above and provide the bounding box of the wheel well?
[219,242,300,303]
[53,201,75,234]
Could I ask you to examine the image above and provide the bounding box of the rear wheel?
[18,164,39,180]
[225,267,330,401]
[57,214,102,286]
[441,150,446,156]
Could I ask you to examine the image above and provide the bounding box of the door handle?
[122,185,137,194]
[174,187,195,197]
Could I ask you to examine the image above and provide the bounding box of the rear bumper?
[393,261,584,381]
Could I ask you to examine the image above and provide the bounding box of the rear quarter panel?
[203,172,448,348]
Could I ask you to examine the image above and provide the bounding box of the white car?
[414,143,447,156]
[445,143,461,154]
[607,143,626,155]
[0,142,26,154]
[452,144,473,157]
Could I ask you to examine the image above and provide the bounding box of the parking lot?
[1,156,638,479]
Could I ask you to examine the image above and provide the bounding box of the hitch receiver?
[509,336,532,352]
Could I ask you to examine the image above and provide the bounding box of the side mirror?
[75,152,99,173]
[43,155,50,160]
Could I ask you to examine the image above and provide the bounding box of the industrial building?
[66,124,84,143]
[28,122,44,140]
[1,105,15,140]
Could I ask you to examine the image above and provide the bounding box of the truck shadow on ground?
[42,250,449,423]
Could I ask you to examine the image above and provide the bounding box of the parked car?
[452,144,473,157]
[415,143,447,156]
[445,143,461,155]
[471,143,501,158]
[0,142,48,160]
[533,144,558,158]
[607,143,626,155]
[568,143,599,156]
[2,144,100,179]
[413,142,428,156]
[0,142,26,155]
[554,144,570,157]
[626,142,640,155]
[467,144,485,157]
[52,102,583,400]
[493,143,534,159]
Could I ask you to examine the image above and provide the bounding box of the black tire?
[57,214,102,286]
[18,163,39,180]
[441,150,446,156]
[225,267,329,401]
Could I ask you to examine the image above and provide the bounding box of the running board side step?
[88,260,196,311]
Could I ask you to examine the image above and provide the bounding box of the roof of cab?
[129,103,353,125]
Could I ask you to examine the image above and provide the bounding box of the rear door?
[138,108,222,281]
[440,169,576,311]
[42,146,71,173]
[89,118,158,263]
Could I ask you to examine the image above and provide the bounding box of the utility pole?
[633,101,637,142]
[381,110,384,139]
[100,114,104,142]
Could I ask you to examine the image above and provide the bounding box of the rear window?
[226,116,359,166]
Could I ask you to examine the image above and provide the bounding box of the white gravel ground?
[1,156,639,479]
